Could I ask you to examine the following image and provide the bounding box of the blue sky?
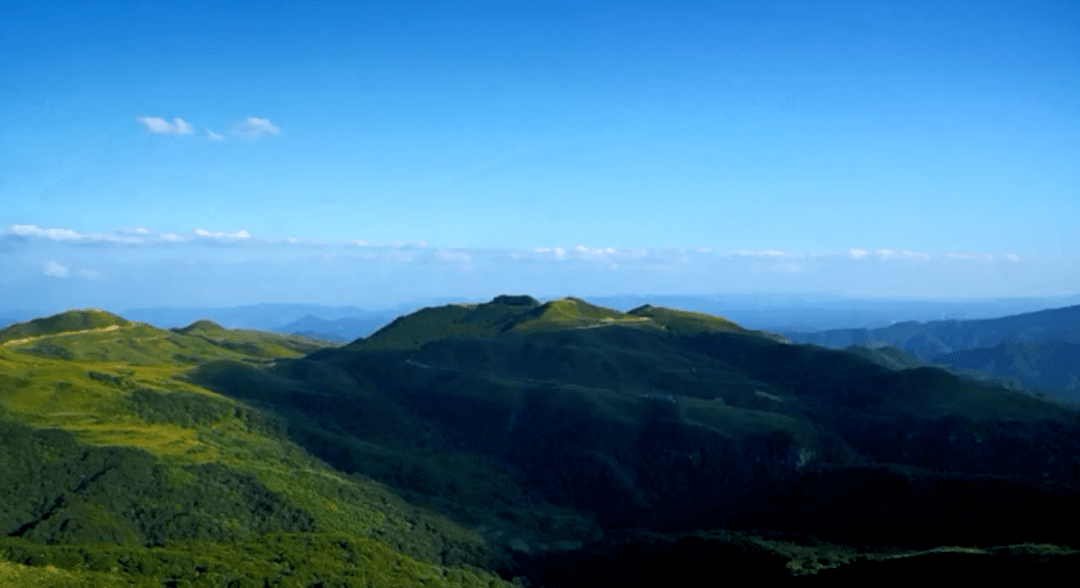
[1,0,1078,312]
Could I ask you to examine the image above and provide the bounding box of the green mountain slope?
[0,314,515,587]
[195,296,1080,584]
[350,295,785,353]
[0,310,132,344]
[4,297,1080,586]
[843,343,1032,393]
[931,340,1080,403]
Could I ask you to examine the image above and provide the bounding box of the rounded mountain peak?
[0,309,133,342]
[175,319,227,334]
[490,294,541,307]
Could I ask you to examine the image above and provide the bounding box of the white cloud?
[230,117,281,139]
[14,225,82,240]
[194,229,250,239]
[207,130,225,141]
[343,238,428,250]
[136,116,193,135]
[5,224,1037,287]
[529,247,566,259]
[42,261,69,278]
[10,224,142,244]
[736,249,789,257]
[574,246,617,261]
[78,269,100,279]
[862,248,930,261]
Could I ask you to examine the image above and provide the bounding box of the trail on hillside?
[1,324,122,346]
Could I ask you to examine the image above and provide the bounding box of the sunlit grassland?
[0,559,140,588]
[0,316,510,585]
[0,327,478,540]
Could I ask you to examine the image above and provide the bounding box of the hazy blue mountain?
[783,304,1080,401]
[122,297,493,332]
[783,303,1080,356]
[122,303,373,330]
[0,309,49,326]
[276,313,400,342]
[31,292,1059,335]
[583,293,1080,332]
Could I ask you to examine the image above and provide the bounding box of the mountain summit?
[347,294,784,352]
[0,309,132,343]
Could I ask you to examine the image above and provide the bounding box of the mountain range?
[1,296,1078,585]
[8,292,1077,340]
[784,304,1080,402]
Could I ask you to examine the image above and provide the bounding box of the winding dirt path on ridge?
[2,324,123,346]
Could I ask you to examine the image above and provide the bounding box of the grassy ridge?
[350,295,786,354]
[0,310,132,344]
[0,312,514,586]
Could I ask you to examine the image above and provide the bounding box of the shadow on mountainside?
[184,297,1080,583]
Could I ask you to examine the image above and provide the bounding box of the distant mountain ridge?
[122,297,491,331]
[277,313,401,342]
[585,293,1080,332]
[0,292,1058,336]
[783,303,1080,355]
[931,340,1080,398]
[784,303,1080,402]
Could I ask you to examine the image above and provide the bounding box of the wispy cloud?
[3,226,1073,308]
[136,116,193,135]
[230,117,280,139]
[0,225,1040,271]
[735,249,789,257]
[207,130,225,141]
[194,229,250,239]
[874,248,933,261]
[42,261,69,277]
[4,225,254,246]
[11,224,143,244]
